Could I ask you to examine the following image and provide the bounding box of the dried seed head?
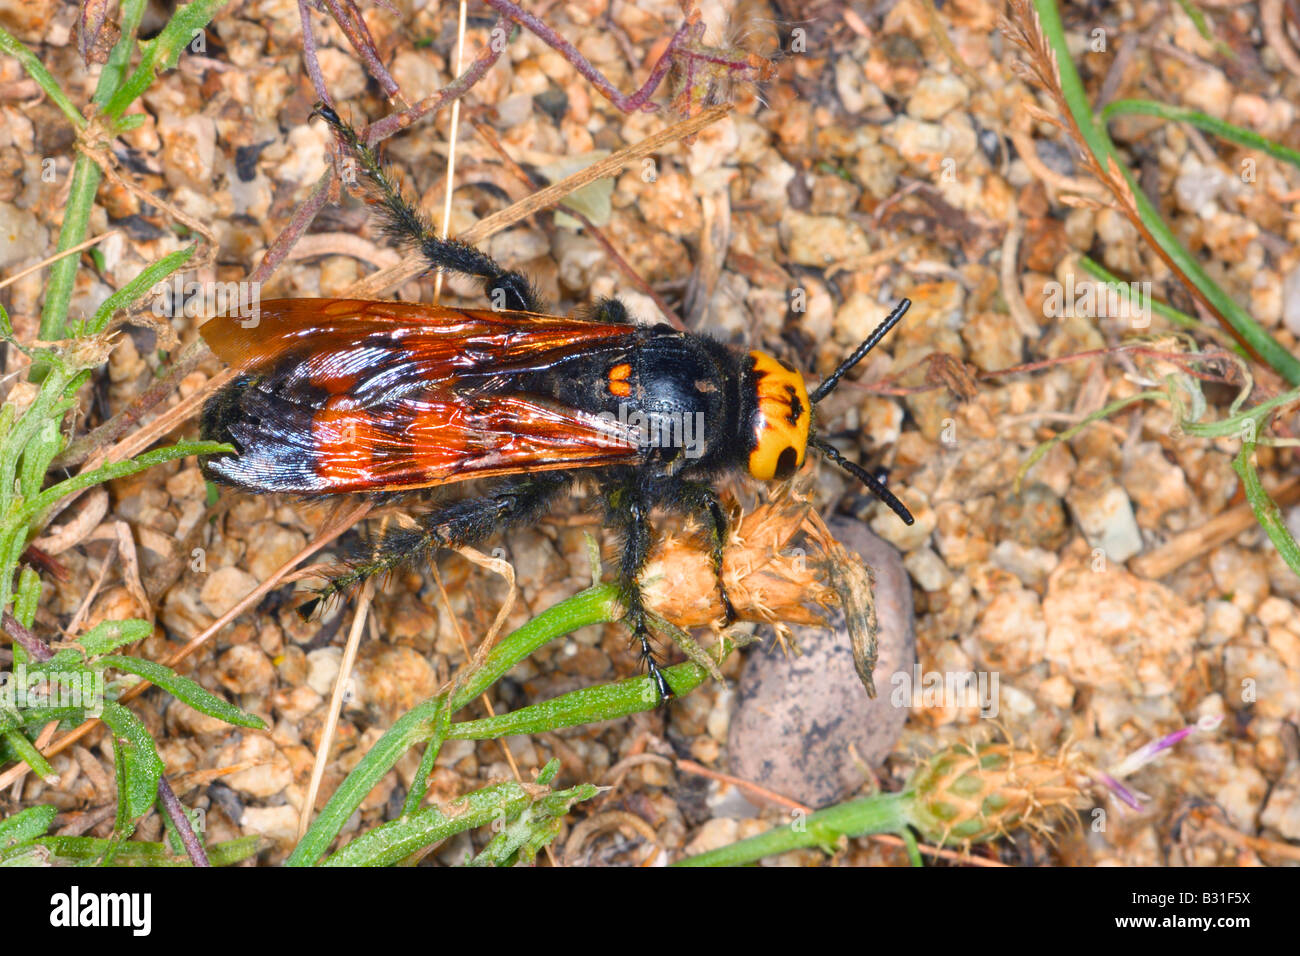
[905,740,1089,849]
[666,9,779,117]
[639,484,834,633]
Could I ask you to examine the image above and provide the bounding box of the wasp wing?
[201,299,642,493]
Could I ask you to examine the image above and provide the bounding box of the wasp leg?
[670,481,736,625]
[607,486,673,703]
[314,105,543,312]
[301,471,573,616]
[585,296,632,325]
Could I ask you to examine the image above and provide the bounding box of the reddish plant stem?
[157,775,210,867]
[2,609,53,662]
[298,0,332,106]
[321,0,401,98]
[363,15,511,144]
[19,544,69,582]
[481,0,690,112]
[248,167,336,285]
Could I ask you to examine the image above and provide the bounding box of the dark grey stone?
[727,516,916,808]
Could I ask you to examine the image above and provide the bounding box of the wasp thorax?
[746,351,810,481]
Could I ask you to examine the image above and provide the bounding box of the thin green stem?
[88,245,197,335]
[285,698,444,866]
[26,834,259,866]
[1101,99,1300,172]
[1169,0,1235,59]
[401,736,443,817]
[1234,442,1300,575]
[0,365,72,511]
[323,777,597,867]
[32,0,148,367]
[324,784,532,866]
[672,792,913,866]
[0,27,85,127]
[23,440,229,524]
[449,584,622,709]
[2,729,55,782]
[35,0,148,356]
[1078,256,1200,329]
[35,159,102,358]
[901,827,923,867]
[103,0,231,120]
[448,642,733,740]
[92,0,151,112]
[1182,386,1300,439]
[1014,390,1166,492]
[34,0,216,370]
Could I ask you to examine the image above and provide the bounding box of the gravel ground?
[2,0,1300,866]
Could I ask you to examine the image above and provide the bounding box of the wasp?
[199,106,913,701]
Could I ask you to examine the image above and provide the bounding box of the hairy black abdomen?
[200,374,327,493]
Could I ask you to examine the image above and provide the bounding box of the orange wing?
[200,299,643,494]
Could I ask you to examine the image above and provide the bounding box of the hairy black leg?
[607,483,672,702]
[670,480,736,625]
[314,105,543,312]
[301,471,573,616]
[585,296,631,324]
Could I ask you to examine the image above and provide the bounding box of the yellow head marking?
[747,351,810,481]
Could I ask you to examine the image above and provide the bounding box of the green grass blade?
[320,779,590,867]
[103,0,232,120]
[34,158,102,370]
[1,730,55,782]
[1014,390,1165,492]
[1078,256,1201,329]
[0,27,85,127]
[25,440,231,521]
[466,777,600,866]
[672,792,912,866]
[0,805,57,849]
[27,833,260,866]
[287,699,448,866]
[97,655,265,728]
[77,619,154,656]
[100,701,164,821]
[448,662,704,740]
[1234,442,1300,576]
[1102,99,1300,171]
[448,583,622,709]
[290,585,622,865]
[88,245,198,334]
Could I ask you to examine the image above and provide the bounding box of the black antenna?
[809,298,911,405]
[811,437,915,525]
